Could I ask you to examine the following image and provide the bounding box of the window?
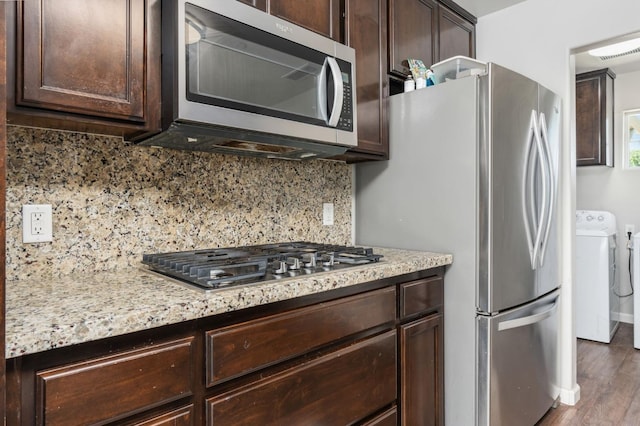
[623,109,640,168]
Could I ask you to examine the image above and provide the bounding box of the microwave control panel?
[337,81,353,132]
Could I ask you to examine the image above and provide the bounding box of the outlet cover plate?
[322,203,334,226]
[23,204,53,243]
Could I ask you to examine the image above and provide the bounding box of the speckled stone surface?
[6,126,353,281]
[6,248,452,358]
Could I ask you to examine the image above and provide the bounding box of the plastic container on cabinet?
[430,55,487,84]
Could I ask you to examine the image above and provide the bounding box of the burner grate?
[142,242,382,290]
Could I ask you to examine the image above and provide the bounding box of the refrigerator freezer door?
[478,64,541,313]
[477,290,560,426]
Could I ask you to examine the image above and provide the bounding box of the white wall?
[476,0,640,406]
[577,70,640,322]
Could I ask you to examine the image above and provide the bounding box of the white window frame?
[623,108,640,169]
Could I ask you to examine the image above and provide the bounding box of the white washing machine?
[575,210,619,343]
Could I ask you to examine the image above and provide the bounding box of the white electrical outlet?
[322,203,334,226]
[23,204,53,243]
[626,224,635,235]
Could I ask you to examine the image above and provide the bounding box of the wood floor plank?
[537,323,639,426]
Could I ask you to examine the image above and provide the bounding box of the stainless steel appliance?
[142,242,382,290]
[137,0,357,160]
[355,63,561,425]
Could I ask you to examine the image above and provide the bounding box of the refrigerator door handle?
[532,109,548,269]
[538,112,554,266]
[522,110,539,269]
[497,301,558,331]
[522,109,547,269]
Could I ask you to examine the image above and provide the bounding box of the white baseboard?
[559,384,581,406]
[613,312,634,324]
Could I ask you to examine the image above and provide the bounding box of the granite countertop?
[6,248,452,358]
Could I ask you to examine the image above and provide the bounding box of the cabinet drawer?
[362,406,398,426]
[206,287,395,385]
[130,405,194,426]
[36,337,194,426]
[207,330,397,425]
[400,276,444,319]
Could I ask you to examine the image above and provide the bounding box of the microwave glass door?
[184,3,349,128]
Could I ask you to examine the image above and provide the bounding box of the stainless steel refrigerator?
[356,63,561,426]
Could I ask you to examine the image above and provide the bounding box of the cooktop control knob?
[304,253,317,268]
[274,260,288,274]
[287,257,301,270]
[322,253,335,267]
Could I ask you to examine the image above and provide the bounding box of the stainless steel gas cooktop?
[142,242,383,291]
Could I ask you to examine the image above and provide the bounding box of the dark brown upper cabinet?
[341,0,476,162]
[388,0,476,79]
[438,3,476,62]
[389,0,438,78]
[338,0,389,161]
[7,0,161,141]
[576,68,615,167]
[238,0,342,42]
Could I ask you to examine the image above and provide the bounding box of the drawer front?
[207,330,397,425]
[362,406,398,426]
[206,287,396,385]
[36,337,194,426]
[400,276,444,319]
[130,405,194,426]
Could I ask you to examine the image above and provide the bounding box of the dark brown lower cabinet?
[400,314,444,426]
[6,268,445,425]
[131,405,194,426]
[207,331,397,425]
[363,407,399,426]
[35,338,195,426]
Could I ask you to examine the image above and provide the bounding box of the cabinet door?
[400,314,444,426]
[344,0,389,157]
[437,4,475,61]
[268,0,342,41]
[18,0,146,121]
[389,0,438,76]
[576,68,615,167]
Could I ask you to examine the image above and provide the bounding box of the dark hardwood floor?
[538,323,640,425]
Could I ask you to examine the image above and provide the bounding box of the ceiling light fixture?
[588,37,640,59]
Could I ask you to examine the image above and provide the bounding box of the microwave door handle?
[325,57,344,127]
[318,58,329,123]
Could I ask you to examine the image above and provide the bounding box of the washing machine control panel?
[576,210,617,234]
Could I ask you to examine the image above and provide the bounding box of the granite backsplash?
[5,126,353,282]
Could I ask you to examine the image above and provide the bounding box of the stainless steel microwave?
[137,0,358,160]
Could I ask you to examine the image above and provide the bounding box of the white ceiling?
[574,38,640,76]
[453,0,640,76]
[453,0,526,17]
